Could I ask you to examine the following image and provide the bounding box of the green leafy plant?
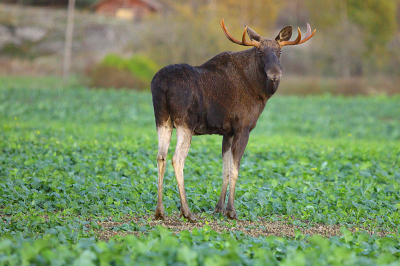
[0,77,399,265]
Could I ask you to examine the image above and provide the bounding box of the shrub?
[277,76,400,96]
[89,54,159,90]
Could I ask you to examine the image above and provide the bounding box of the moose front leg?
[214,135,233,214]
[225,130,249,219]
[172,127,196,222]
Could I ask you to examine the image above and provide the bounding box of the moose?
[151,19,315,221]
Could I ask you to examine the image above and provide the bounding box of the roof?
[92,0,162,11]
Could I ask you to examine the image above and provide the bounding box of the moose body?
[152,50,277,136]
[151,20,315,221]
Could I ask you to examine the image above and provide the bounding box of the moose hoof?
[180,210,197,222]
[213,204,225,215]
[225,210,238,220]
[154,209,165,220]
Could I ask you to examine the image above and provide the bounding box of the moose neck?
[233,48,279,101]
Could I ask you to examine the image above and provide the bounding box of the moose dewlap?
[151,19,315,222]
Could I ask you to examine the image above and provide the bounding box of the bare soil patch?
[1,211,394,242]
[95,214,395,242]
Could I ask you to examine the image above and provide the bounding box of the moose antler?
[280,23,316,47]
[220,19,260,47]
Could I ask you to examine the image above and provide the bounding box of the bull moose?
[151,19,315,221]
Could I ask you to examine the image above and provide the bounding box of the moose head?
[220,19,316,89]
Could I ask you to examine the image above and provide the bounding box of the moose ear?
[246,26,261,42]
[275,26,292,42]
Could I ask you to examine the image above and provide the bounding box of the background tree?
[306,0,397,76]
[142,0,283,66]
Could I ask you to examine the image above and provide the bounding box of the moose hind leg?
[214,135,233,214]
[225,130,250,220]
[172,127,196,222]
[154,121,173,220]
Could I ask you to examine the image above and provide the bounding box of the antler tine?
[298,23,316,45]
[280,24,316,47]
[220,19,259,47]
[220,19,244,46]
[242,26,260,47]
[279,27,301,47]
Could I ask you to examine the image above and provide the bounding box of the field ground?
[1,77,400,265]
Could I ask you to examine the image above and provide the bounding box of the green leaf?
[340,227,353,243]
[177,245,198,266]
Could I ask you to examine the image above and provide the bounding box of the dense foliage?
[1,77,399,265]
[305,0,398,76]
[90,54,159,89]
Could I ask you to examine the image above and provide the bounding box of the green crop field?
[1,77,400,265]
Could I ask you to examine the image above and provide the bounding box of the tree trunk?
[63,0,75,82]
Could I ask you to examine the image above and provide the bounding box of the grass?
[1,76,400,265]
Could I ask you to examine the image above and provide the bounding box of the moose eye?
[278,51,282,55]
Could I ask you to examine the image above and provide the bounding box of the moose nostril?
[267,73,282,82]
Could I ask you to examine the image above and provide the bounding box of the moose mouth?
[267,77,281,82]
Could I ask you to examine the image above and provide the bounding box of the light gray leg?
[213,135,233,214]
[172,127,196,222]
[154,121,173,220]
[225,130,250,220]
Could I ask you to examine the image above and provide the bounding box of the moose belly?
[193,120,232,136]
[193,125,219,135]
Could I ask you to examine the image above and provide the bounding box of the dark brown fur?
[151,26,295,221]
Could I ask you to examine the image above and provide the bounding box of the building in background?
[92,0,162,21]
